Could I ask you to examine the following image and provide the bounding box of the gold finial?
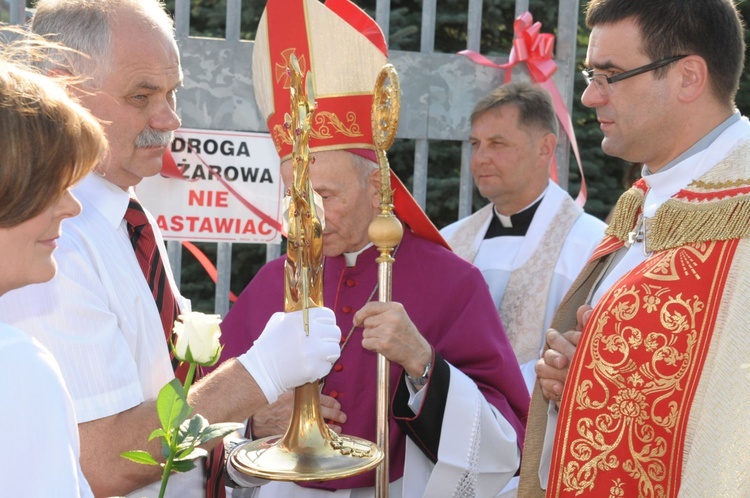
[368,64,404,266]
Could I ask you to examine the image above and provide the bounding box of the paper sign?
[136,128,284,244]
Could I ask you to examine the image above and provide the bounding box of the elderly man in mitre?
[212,0,531,496]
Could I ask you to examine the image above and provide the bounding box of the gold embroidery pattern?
[272,124,288,152]
[561,244,717,497]
[271,111,364,152]
[312,111,364,139]
[640,242,712,282]
[690,178,749,190]
[274,48,307,89]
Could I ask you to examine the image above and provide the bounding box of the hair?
[0,43,107,227]
[30,0,175,87]
[470,81,559,138]
[349,152,380,188]
[585,0,745,105]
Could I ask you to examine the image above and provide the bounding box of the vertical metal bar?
[214,242,232,316]
[167,240,183,289]
[458,0,484,221]
[9,0,26,25]
[466,0,483,52]
[226,0,241,42]
[411,0,436,210]
[173,0,190,41]
[420,0,436,53]
[553,0,581,190]
[375,0,390,42]
[412,140,429,209]
[458,142,474,220]
[515,0,530,18]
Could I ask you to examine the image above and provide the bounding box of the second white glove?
[238,307,341,404]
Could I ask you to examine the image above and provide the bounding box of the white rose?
[173,312,223,366]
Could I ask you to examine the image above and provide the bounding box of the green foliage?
[121,372,242,497]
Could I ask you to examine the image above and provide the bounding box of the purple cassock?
[216,229,530,490]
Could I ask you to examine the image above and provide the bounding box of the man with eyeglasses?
[517,0,750,497]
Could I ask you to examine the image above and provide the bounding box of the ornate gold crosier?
[230,54,383,481]
[368,64,404,498]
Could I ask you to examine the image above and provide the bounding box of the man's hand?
[250,391,348,438]
[354,301,432,383]
[536,305,592,406]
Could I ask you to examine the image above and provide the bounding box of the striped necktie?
[124,198,182,374]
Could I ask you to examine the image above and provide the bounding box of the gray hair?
[349,152,380,188]
[31,0,175,87]
[471,81,559,138]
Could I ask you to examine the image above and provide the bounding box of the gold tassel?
[647,195,750,252]
[605,186,645,241]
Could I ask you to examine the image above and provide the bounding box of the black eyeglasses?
[582,55,688,94]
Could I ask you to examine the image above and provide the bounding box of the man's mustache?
[136,128,174,148]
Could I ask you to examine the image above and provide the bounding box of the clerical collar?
[343,243,373,267]
[641,112,740,177]
[485,196,544,238]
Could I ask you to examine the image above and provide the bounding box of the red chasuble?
[547,236,739,497]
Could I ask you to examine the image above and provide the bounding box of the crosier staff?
[368,63,403,498]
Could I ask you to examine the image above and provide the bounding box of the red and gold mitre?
[253,0,448,248]
[253,0,386,160]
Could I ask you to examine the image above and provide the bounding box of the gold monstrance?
[229,55,384,480]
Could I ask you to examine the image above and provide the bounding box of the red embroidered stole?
[547,238,740,498]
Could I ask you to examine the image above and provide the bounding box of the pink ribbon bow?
[459,12,587,206]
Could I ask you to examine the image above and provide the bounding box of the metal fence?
[7,0,581,315]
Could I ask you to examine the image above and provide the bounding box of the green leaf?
[170,459,197,473]
[175,447,209,461]
[148,427,167,442]
[184,414,209,438]
[120,450,159,466]
[197,422,244,445]
[156,378,191,432]
[176,414,208,450]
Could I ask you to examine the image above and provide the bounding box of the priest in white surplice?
[442,83,605,497]
[442,82,606,392]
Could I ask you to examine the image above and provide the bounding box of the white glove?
[238,307,341,404]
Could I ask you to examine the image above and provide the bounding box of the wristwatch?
[406,361,432,386]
